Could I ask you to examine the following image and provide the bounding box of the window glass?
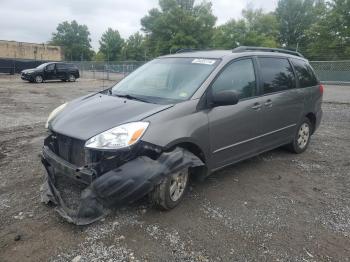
[211,59,256,99]
[259,58,295,94]
[46,63,55,71]
[112,58,219,103]
[36,62,50,69]
[56,63,65,70]
[291,59,318,88]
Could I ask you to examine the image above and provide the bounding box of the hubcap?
[36,76,42,82]
[69,75,75,81]
[169,170,188,202]
[297,123,310,149]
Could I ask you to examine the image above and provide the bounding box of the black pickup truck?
[21,62,80,83]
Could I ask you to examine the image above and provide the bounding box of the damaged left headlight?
[85,122,149,150]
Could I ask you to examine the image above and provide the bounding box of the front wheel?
[151,168,189,210]
[287,118,312,154]
[34,75,43,83]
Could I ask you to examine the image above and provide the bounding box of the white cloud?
[212,0,278,25]
[0,0,277,50]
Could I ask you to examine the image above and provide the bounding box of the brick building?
[0,40,63,61]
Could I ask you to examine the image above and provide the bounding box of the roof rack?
[232,46,304,58]
[175,48,217,54]
[175,48,200,54]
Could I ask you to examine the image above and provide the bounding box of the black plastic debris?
[14,234,21,241]
[41,147,203,225]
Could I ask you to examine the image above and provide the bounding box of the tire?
[68,74,76,82]
[151,168,189,210]
[287,117,312,154]
[34,75,43,83]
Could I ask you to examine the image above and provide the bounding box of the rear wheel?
[35,75,43,83]
[288,118,312,154]
[68,74,76,82]
[151,168,189,210]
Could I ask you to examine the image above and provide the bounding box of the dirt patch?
[0,152,5,160]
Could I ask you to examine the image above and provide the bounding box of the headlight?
[45,103,67,128]
[85,122,149,150]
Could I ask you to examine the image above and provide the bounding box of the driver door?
[44,63,56,80]
[207,58,262,170]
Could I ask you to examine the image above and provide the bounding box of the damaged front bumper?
[41,143,203,225]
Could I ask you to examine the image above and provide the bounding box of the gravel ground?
[0,76,349,262]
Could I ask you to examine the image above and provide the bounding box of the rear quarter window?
[258,57,296,94]
[291,59,318,88]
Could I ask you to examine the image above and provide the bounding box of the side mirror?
[211,90,239,107]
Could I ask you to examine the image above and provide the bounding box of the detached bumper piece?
[41,146,203,225]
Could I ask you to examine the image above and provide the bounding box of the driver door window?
[212,59,256,100]
[46,63,55,71]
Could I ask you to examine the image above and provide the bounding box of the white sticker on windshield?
[192,59,216,65]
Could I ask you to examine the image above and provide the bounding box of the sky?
[0,0,278,50]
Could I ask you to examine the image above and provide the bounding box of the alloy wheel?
[169,170,188,202]
[297,123,310,149]
[35,75,43,83]
[69,75,76,82]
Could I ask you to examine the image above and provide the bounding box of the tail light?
[319,84,324,94]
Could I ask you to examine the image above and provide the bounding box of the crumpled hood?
[50,93,173,140]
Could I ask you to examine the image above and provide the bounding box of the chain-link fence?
[309,61,350,84]
[72,61,145,81]
[75,60,350,85]
[1,57,349,84]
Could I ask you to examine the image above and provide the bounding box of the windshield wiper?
[114,93,150,103]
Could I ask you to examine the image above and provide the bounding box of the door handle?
[264,99,273,107]
[251,102,261,110]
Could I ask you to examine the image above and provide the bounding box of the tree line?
[50,0,350,61]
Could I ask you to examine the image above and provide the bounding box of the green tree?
[123,32,148,61]
[212,8,278,49]
[305,0,350,59]
[51,20,94,61]
[99,28,124,61]
[92,51,106,61]
[275,0,325,50]
[141,0,217,57]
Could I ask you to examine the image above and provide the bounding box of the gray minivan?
[41,47,323,224]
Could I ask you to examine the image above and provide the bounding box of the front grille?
[53,133,86,167]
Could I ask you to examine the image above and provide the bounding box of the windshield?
[111,58,219,104]
[36,63,51,69]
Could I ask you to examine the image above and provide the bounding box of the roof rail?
[175,48,200,54]
[232,46,304,58]
[175,48,217,54]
